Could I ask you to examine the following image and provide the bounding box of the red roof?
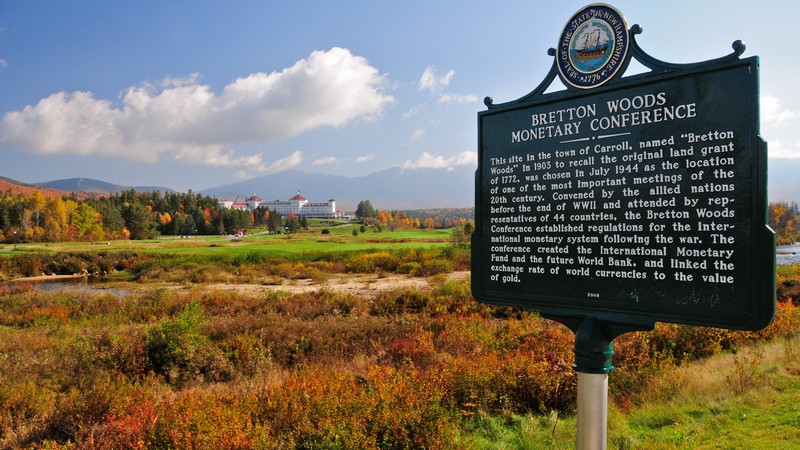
[289,194,306,201]
[246,195,263,202]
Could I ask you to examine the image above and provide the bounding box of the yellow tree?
[43,197,68,241]
[29,191,46,229]
[769,202,798,245]
[71,203,104,240]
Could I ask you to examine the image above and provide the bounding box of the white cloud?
[234,170,255,180]
[409,128,426,141]
[174,146,264,168]
[762,95,798,126]
[160,73,202,88]
[417,65,476,106]
[221,150,305,179]
[313,156,340,166]
[260,150,303,173]
[0,48,393,172]
[418,66,455,92]
[402,151,477,171]
[355,154,374,163]
[767,139,800,158]
[403,105,425,118]
[437,93,478,105]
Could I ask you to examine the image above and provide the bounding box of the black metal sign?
[472,5,775,331]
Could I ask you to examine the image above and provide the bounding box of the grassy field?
[0,223,456,258]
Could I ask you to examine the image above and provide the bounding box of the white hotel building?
[219,193,342,219]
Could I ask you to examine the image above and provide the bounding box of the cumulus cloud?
[224,150,305,180]
[402,151,477,171]
[0,47,393,172]
[355,154,374,163]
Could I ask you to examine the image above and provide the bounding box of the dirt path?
[206,271,470,297]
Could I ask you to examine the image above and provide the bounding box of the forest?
[0,191,473,244]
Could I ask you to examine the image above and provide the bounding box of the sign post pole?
[574,318,613,450]
[576,372,607,450]
[556,317,652,449]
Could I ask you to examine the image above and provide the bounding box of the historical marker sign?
[472,4,775,331]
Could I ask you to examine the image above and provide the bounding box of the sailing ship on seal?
[574,28,609,62]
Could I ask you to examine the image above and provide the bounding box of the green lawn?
[0,226,457,256]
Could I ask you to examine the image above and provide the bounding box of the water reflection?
[777,243,800,266]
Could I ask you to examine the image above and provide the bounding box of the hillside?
[35,177,174,195]
[0,176,69,198]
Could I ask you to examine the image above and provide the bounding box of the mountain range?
[6,157,800,211]
[202,166,475,211]
[25,166,477,211]
[35,177,174,196]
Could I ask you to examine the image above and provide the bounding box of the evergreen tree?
[122,202,158,240]
[267,209,282,233]
[355,199,376,219]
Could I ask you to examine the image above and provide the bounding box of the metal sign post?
[574,319,613,450]
[472,3,775,448]
[577,372,607,449]
[552,316,653,449]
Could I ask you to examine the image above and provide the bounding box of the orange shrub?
[252,367,459,449]
[149,390,255,449]
[433,351,575,416]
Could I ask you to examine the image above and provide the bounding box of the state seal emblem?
[557,4,629,89]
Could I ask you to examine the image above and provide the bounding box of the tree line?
[13,191,793,245]
[354,199,474,231]
[0,189,275,243]
[0,191,476,244]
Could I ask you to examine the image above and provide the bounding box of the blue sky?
[0,1,797,192]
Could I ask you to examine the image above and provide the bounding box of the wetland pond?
[3,276,131,298]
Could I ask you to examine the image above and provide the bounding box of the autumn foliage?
[0,252,797,448]
[769,201,800,245]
